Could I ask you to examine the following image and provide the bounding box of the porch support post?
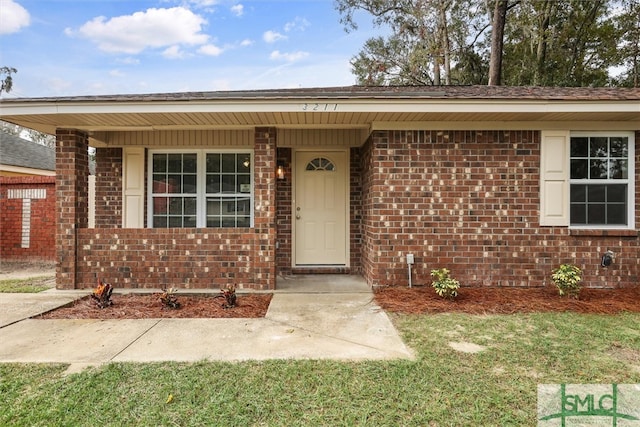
[253,127,277,289]
[55,129,89,289]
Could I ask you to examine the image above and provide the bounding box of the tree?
[488,0,509,85]
[502,0,618,86]
[0,66,17,94]
[613,0,640,87]
[336,0,482,85]
[337,0,635,87]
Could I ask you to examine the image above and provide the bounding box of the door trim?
[292,148,350,268]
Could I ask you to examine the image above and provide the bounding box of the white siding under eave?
[104,130,254,147]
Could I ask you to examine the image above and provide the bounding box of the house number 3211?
[301,103,338,111]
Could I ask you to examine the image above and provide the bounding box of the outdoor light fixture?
[276,161,285,180]
[601,250,614,267]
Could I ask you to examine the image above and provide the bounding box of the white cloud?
[284,17,309,33]
[162,45,186,59]
[263,30,286,43]
[240,39,253,47]
[0,0,30,34]
[230,4,244,16]
[269,50,309,62]
[72,7,209,54]
[109,69,125,77]
[198,43,223,56]
[116,57,140,65]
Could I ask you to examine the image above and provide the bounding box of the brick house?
[0,132,56,260]
[0,86,638,289]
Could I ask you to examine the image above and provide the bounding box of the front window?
[149,150,253,228]
[569,133,634,228]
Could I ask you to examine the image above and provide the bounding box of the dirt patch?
[36,293,272,319]
[448,341,486,353]
[374,286,640,315]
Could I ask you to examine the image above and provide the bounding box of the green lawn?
[0,277,53,293]
[1,312,639,426]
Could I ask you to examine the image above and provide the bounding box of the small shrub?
[551,264,582,299]
[430,268,460,299]
[159,287,181,309]
[218,285,237,309]
[91,279,113,308]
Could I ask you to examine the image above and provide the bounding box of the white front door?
[294,151,348,265]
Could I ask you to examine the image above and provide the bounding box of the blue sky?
[0,0,377,97]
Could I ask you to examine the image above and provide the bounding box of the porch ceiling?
[1,86,639,137]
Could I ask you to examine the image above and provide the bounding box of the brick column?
[253,127,277,289]
[56,129,89,289]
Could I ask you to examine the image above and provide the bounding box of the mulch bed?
[374,286,640,315]
[36,293,273,319]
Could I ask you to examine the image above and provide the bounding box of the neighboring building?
[0,86,638,289]
[0,132,56,260]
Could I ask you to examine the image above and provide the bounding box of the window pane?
[222,154,236,173]
[222,175,235,193]
[570,159,588,179]
[153,197,168,214]
[238,174,251,193]
[207,153,221,173]
[222,217,236,227]
[570,137,588,157]
[183,154,197,172]
[237,155,251,173]
[168,198,183,215]
[609,160,627,179]
[237,197,250,213]
[570,184,586,202]
[153,154,167,172]
[570,204,586,224]
[237,216,250,227]
[207,198,221,216]
[607,204,626,225]
[207,217,221,227]
[587,204,606,224]
[206,175,221,193]
[183,174,197,193]
[608,185,627,202]
[590,137,608,157]
[184,216,196,227]
[589,160,607,179]
[168,175,182,193]
[153,175,168,192]
[588,185,605,202]
[169,216,182,227]
[168,154,182,172]
[610,137,628,158]
[153,216,167,228]
[185,198,197,215]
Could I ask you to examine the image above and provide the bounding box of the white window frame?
[147,149,254,228]
[569,131,635,230]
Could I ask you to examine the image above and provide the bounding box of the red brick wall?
[0,176,56,260]
[76,228,268,289]
[95,147,123,228]
[72,129,278,290]
[275,147,292,274]
[361,130,640,289]
[56,129,89,289]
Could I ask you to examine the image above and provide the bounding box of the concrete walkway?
[0,276,414,369]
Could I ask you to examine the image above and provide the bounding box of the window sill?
[569,229,638,237]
